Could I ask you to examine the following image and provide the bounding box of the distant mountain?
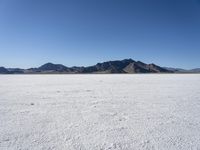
[37,63,73,73]
[164,67,187,72]
[0,67,9,74]
[190,68,200,73]
[38,63,68,71]
[24,59,174,74]
[83,59,172,73]
[83,59,135,73]
[7,68,24,74]
[164,67,200,73]
[1,59,199,74]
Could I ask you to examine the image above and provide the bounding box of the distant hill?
[37,63,73,73]
[164,67,187,72]
[164,67,200,73]
[190,68,200,73]
[0,59,199,74]
[0,67,9,74]
[7,68,24,74]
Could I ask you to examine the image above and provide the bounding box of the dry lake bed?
[0,74,200,150]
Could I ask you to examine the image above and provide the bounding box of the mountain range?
[0,59,199,74]
[164,67,200,73]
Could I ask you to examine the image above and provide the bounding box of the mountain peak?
[38,63,69,72]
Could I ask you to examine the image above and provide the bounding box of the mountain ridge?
[0,59,199,74]
[164,67,200,73]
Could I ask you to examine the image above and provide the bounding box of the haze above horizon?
[0,0,200,69]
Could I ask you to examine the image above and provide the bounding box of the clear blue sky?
[0,0,200,69]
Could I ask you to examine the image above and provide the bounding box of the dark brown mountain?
[82,59,172,73]
[83,59,135,73]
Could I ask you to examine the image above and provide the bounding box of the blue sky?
[0,0,200,69]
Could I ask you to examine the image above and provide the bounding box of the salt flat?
[0,74,200,150]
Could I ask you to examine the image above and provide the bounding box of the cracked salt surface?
[0,74,200,150]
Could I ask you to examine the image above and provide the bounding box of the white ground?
[0,74,200,150]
